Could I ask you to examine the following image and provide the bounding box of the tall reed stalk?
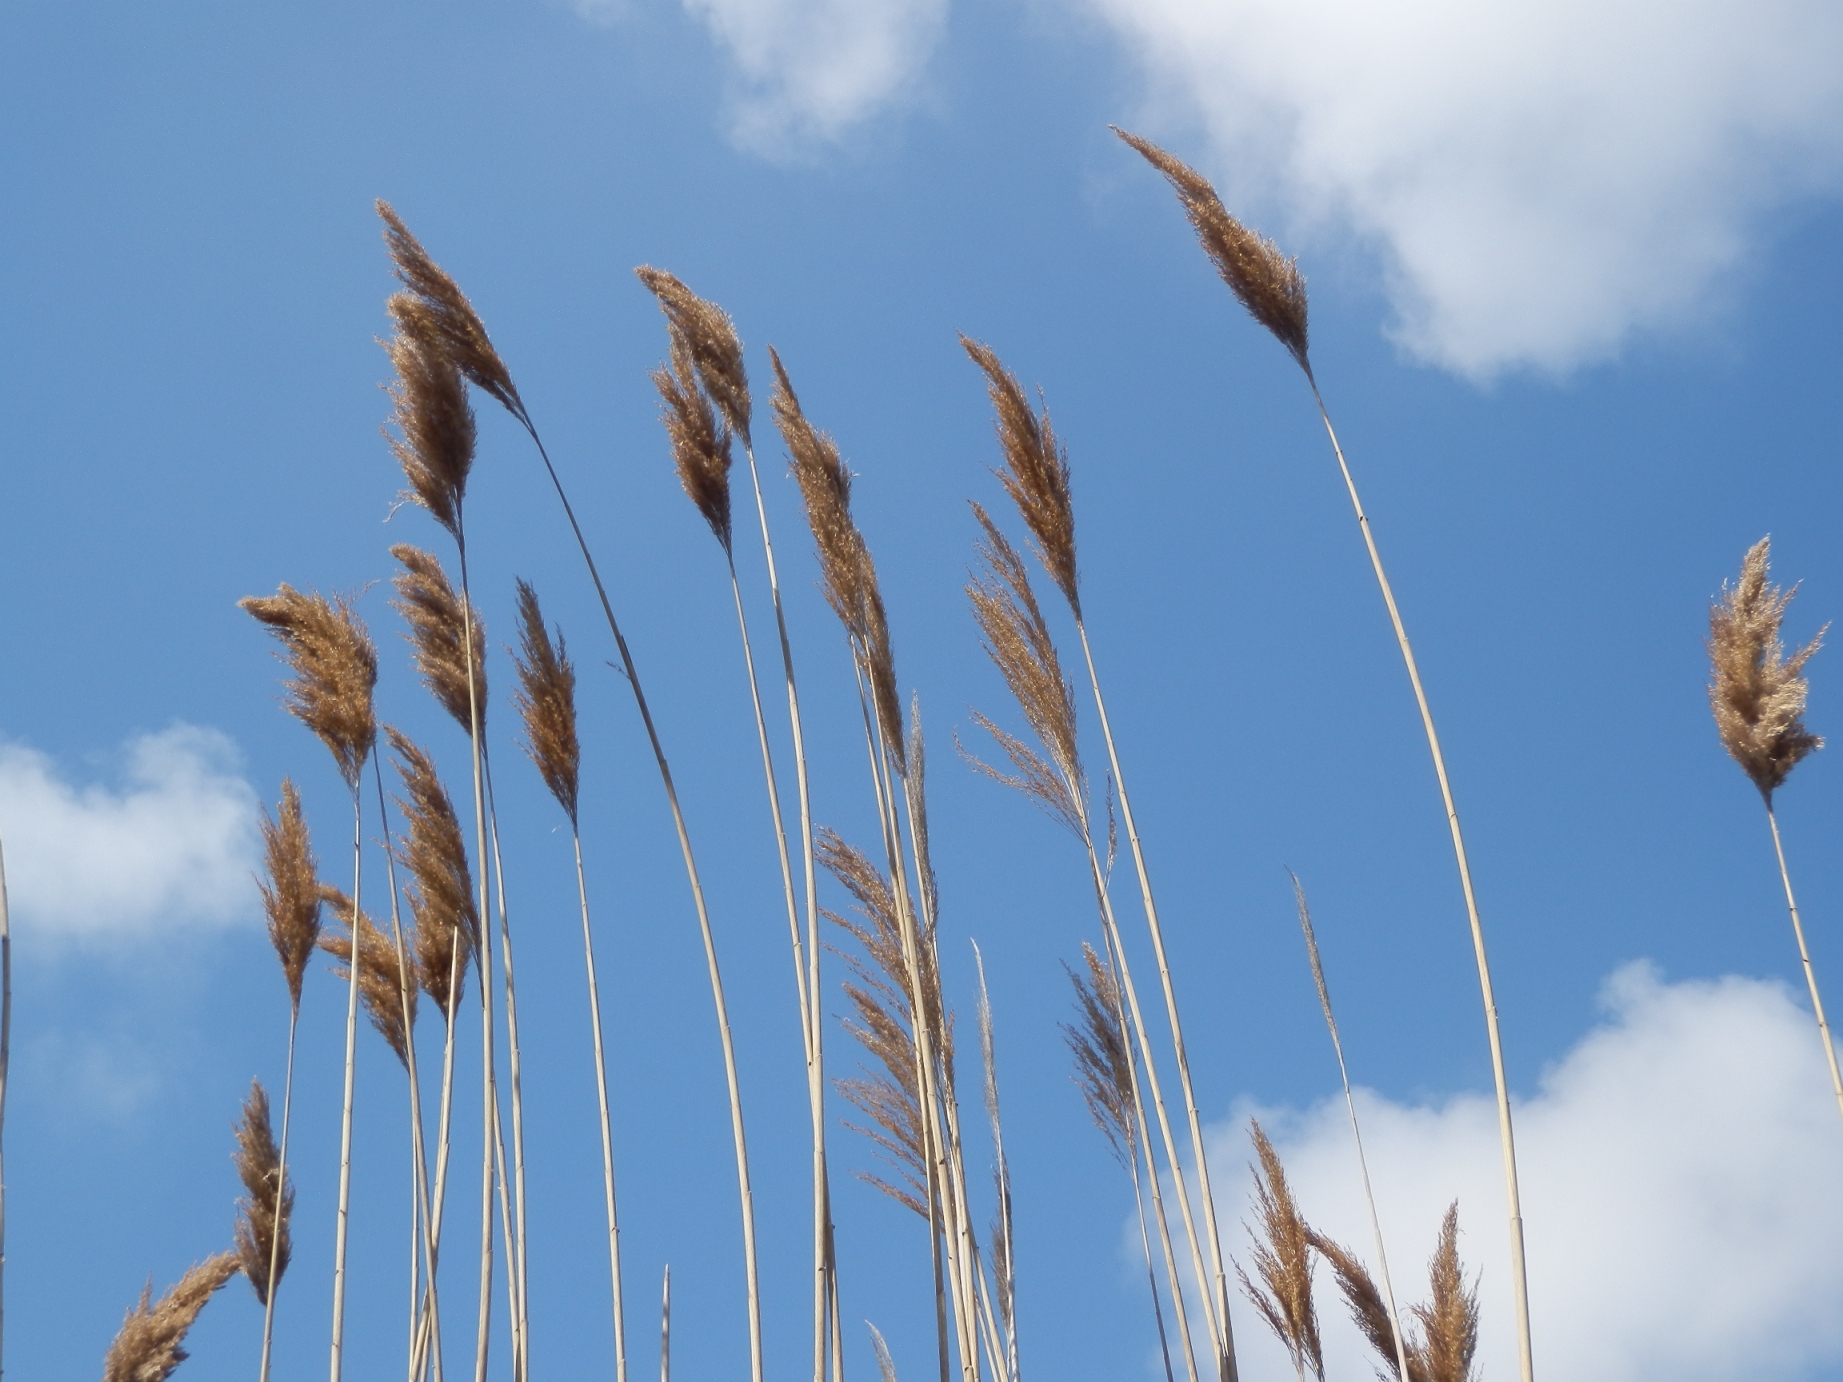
[1115,128,1532,1382]
[376,202,762,1382]
[1707,537,1842,1125]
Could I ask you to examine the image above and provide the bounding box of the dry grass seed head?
[318,884,417,1068]
[232,1079,293,1306]
[1412,1204,1479,1382]
[1308,1229,1410,1382]
[1062,940,1138,1167]
[652,330,735,550]
[376,200,521,415]
[512,578,581,825]
[391,543,487,733]
[385,295,477,543]
[1709,536,1825,799]
[102,1253,239,1382]
[960,337,1079,614]
[239,585,379,788]
[635,265,753,447]
[1240,1119,1324,1382]
[387,727,478,1018]
[1114,127,1311,373]
[260,778,321,1013]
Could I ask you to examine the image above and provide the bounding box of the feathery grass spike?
[388,728,478,1019]
[636,266,752,447]
[319,884,418,1067]
[1308,1232,1406,1381]
[239,586,379,788]
[1063,942,1137,1166]
[1411,1206,1479,1382]
[1240,1122,1323,1382]
[1112,128,1310,372]
[652,331,735,550]
[960,338,1079,613]
[102,1254,239,1382]
[1709,536,1825,799]
[512,579,581,826]
[386,295,478,543]
[260,779,322,1014]
[377,201,521,415]
[392,544,487,732]
[233,1080,293,1306]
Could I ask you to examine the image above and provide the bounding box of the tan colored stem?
[572,831,628,1382]
[329,783,366,1382]
[1765,805,1843,1126]
[1307,384,1532,1382]
[481,757,530,1379]
[259,1011,297,1382]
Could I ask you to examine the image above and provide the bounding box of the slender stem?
[660,1266,671,1382]
[517,414,761,1382]
[482,756,530,1380]
[1306,384,1531,1382]
[573,831,628,1382]
[1128,1146,1179,1382]
[414,939,463,1382]
[260,1013,299,1382]
[1073,621,1234,1382]
[1765,804,1843,1126]
[329,780,366,1382]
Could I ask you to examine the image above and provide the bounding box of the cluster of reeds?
[76,125,1841,1382]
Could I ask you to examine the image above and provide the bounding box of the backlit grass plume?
[392,544,487,733]
[102,1254,239,1382]
[1111,128,1309,373]
[652,332,735,551]
[319,884,418,1068]
[1709,536,1825,799]
[239,586,379,788]
[388,728,477,1019]
[513,580,580,826]
[233,1079,292,1307]
[1240,1121,1322,1382]
[1312,1206,1478,1382]
[636,266,752,447]
[260,779,321,1016]
[378,201,521,417]
[386,293,477,545]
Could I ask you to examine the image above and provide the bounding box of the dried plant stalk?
[234,1080,293,1307]
[102,1254,239,1382]
[240,586,379,789]
[319,884,418,1067]
[393,544,488,733]
[1239,1122,1322,1382]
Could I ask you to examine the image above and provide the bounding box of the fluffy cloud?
[670,0,948,152]
[0,726,260,942]
[1087,0,1843,377]
[1210,963,1843,1381]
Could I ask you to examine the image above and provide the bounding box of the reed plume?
[319,883,418,1068]
[1064,942,1136,1166]
[389,727,478,1019]
[385,294,478,545]
[636,266,753,447]
[378,201,521,417]
[233,1080,293,1307]
[1412,1207,1479,1382]
[393,543,488,732]
[651,332,735,550]
[239,586,379,788]
[1707,538,1843,1128]
[1118,128,1531,1382]
[260,780,321,1014]
[1239,1122,1322,1382]
[1111,129,1309,373]
[102,1254,239,1382]
[513,580,581,826]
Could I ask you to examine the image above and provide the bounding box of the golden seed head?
[239,585,378,788]
[390,543,487,733]
[635,265,753,448]
[385,294,477,542]
[259,778,321,1014]
[1241,1119,1325,1382]
[651,331,735,550]
[1114,127,1311,373]
[102,1254,240,1382]
[318,884,417,1068]
[1709,536,1825,799]
[387,727,477,1019]
[1062,940,1137,1167]
[232,1079,293,1306]
[512,579,581,825]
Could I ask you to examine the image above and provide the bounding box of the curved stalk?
[1765,804,1843,1125]
[573,832,628,1382]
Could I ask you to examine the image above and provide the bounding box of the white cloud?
[1090,0,1843,377]
[669,0,947,152]
[0,725,260,942]
[1208,963,1843,1381]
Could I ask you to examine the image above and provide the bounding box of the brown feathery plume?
[387,728,478,1019]
[377,201,522,416]
[390,543,488,733]
[240,586,379,788]
[652,332,735,550]
[1113,128,1310,372]
[1411,1206,1479,1382]
[319,884,418,1067]
[1309,1232,1411,1382]
[233,1080,293,1306]
[868,1322,900,1382]
[964,502,1083,833]
[385,296,478,544]
[1063,942,1137,1166]
[960,338,1079,614]
[770,348,905,773]
[1709,536,1825,799]
[102,1253,239,1382]
[635,266,753,447]
[1240,1121,1323,1382]
[260,779,321,1014]
[511,579,581,826]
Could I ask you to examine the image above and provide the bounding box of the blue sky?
[4,0,1843,1379]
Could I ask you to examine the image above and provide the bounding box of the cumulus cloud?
[0,725,260,942]
[664,0,948,152]
[1091,0,1843,377]
[1208,963,1843,1381]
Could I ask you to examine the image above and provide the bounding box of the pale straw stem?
[1765,805,1843,1127]
[660,1266,671,1382]
[329,782,366,1382]
[260,1012,299,1382]
[573,831,628,1382]
[482,757,530,1379]
[413,934,464,1382]
[1307,385,1532,1382]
